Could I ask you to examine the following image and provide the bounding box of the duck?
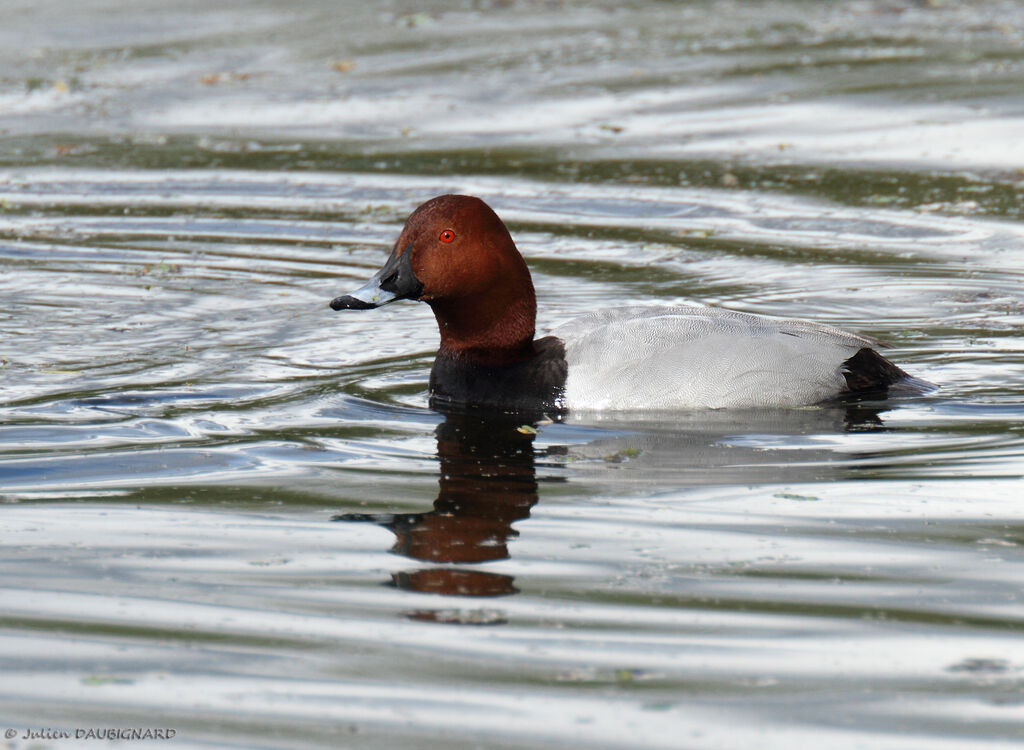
[329,194,931,413]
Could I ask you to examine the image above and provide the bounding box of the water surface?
[2,2,1023,748]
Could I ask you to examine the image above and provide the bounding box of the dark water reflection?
[336,411,540,601]
[335,400,903,606]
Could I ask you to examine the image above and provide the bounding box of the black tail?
[842,348,935,396]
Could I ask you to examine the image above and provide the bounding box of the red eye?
[439,229,455,243]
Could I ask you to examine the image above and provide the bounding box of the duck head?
[330,195,538,363]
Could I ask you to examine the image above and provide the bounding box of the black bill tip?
[330,295,377,311]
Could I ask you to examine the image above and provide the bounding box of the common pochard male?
[330,194,931,413]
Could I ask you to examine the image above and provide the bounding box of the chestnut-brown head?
[331,195,537,363]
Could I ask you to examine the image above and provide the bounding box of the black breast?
[428,336,568,415]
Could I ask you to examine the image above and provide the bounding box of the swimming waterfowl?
[329,194,930,412]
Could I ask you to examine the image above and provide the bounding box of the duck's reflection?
[333,398,896,608]
[333,410,539,599]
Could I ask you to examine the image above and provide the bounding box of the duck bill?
[330,243,422,310]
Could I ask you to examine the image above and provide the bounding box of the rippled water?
[2,1,1024,748]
